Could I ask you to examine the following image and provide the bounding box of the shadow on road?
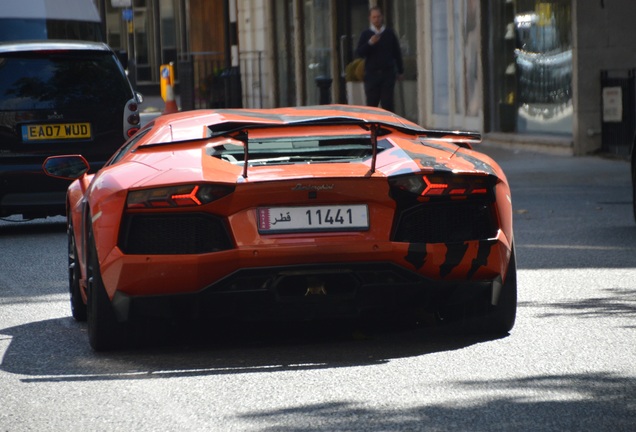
[521,287,636,328]
[0,217,66,236]
[0,316,499,382]
[235,372,636,430]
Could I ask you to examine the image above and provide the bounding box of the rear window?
[0,49,132,110]
[0,18,103,42]
[208,134,389,166]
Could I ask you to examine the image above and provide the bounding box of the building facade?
[96,0,636,156]
[95,0,226,92]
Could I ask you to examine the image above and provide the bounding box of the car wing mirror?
[42,155,90,180]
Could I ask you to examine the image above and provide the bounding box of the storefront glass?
[431,0,449,116]
[132,0,153,82]
[159,0,177,66]
[459,0,480,118]
[304,0,332,105]
[274,0,296,107]
[428,0,480,129]
[390,0,418,121]
[100,0,182,85]
[495,0,572,135]
[103,1,125,54]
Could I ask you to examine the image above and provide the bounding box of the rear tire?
[631,144,636,222]
[484,246,517,334]
[68,222,87,321]
[86,226,124,351]
[439,246,517,336]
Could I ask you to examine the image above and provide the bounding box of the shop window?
[431,0,449,116]
[304,0,332,106]
[391,0,418,121]
[274,0,296,107]
[429,0,479,128]
[497,0,572,135]
[160,0,177,66]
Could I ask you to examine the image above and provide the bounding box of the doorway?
[335,0,369,104]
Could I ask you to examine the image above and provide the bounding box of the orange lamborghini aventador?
[44,105,516,351]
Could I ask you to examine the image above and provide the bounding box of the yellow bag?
[345,58,365,82]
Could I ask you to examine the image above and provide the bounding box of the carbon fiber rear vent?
[119,213,232,254]
[392,201,497,243]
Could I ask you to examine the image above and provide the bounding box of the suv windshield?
[0,50,131,110]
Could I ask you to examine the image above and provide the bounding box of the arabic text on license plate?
[22,123,91,141]
[258,205,369,233]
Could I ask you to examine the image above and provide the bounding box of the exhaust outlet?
[305,276,327,296]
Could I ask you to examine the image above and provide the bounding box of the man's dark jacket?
[355,27,404,75]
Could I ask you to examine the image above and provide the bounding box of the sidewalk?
[139,94,180,113]
[484,132,574,156]
[138,94,181,127]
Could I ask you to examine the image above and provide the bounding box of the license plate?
[21,123,92,141]
[258,204,369,233]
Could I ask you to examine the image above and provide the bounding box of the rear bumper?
[101,236,511,296]
[111,261,498,323]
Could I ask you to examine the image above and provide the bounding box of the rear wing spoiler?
[140,118,481,178]
[418,131,482,150]
[224,122,481,178]
[208,119,396,178]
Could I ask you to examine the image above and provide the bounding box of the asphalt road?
[1,144,635,431]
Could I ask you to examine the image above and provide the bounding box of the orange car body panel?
[63,105,513,314]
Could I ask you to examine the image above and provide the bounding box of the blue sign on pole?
[122,9,133,22]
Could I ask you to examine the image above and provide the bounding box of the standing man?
[355,6,404,112]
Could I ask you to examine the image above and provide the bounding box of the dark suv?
[0,40,141,219]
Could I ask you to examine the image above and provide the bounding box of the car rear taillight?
[126,127,140,137]
[123,98,141,140]
[389,174,492,199]
[126,184,235,209]
[128,113,140,125]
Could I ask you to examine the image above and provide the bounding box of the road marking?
[519,244,635,251]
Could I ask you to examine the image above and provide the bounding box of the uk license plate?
[21,123,92,141]
[258,204,369,233]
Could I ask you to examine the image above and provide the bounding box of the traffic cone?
[163,78,178,114]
